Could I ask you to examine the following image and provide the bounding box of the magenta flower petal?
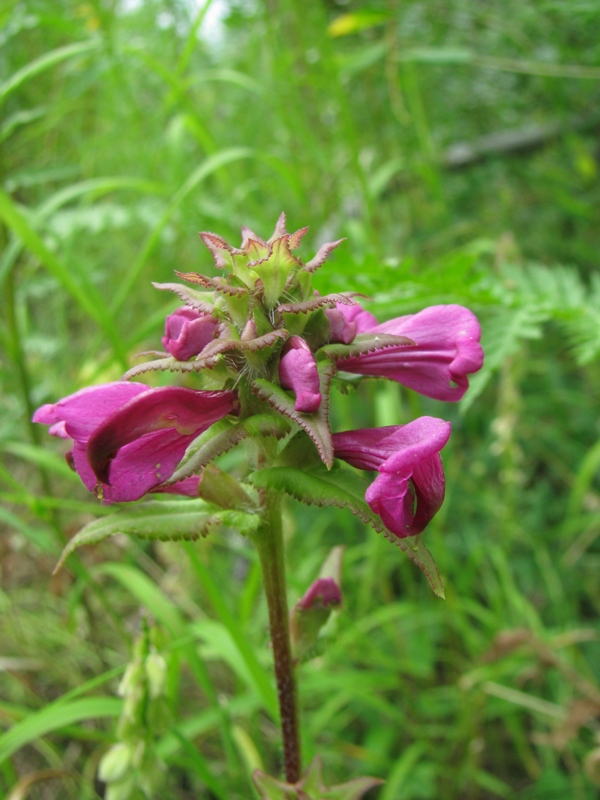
[333,417,451,537]
[278,336,322,413]
[34,383,237,503]
[337,305,483,401]
[33,383,150,441]
[72,435,203,503]
[324,307,357,344]
[157,475,202,497]
[297,577,342,610]
[327,300,378,334]
[162,307,218,361]
[87,387,238,485]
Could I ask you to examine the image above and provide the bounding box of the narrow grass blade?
[0,698,121,766]
[0,41,99,104]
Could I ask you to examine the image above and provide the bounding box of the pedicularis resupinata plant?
[34,214,483,799]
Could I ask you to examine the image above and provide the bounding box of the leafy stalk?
[254,487,301,783]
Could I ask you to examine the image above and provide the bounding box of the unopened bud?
[144,652,167,699]
[98,742,133,784]
[290,576,341,662]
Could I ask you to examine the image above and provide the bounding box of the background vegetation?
[1,0,600,798]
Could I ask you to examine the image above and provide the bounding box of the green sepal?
[152,282,216,314]
[317,332,414,363]
[252,361,335,468]
[54,499,259,572]
[248,466,445,598]
[168,419,249,483]
[253,304,274,336]
[168,414,290,483]
[253,756,383,800]
[122,354,220,380]
[296,269,313,299]
[202,328,288,359]
[304,238,346,273]
[251,235,301,309]
[197,463,257,510]
[223,289,252,328]
[175,270,247,296]
[276,293,358,316]
[231,251,261,290]
[301,308,332,351]
[198,232,235,270]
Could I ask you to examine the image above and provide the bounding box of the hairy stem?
[255,489,301,783]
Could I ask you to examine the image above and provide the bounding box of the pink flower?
[297,577,341,610]
[336,304,483,401]
[325,303,378,344]
[162,306,219,361]
[333,417,451,537]
[33,382,237,502]
[278,336,322,413]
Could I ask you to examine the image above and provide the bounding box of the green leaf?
[0,40,100,104]
[252,362,335,467]
[54,499,259,572]
[0,188,126,361]
[253,756,383,800]
[0,697,121,766]
[152,282,216,313]
[122,354,221,380]
[251,235,300,308]
[318,333,414,363]
[249,466,445,598]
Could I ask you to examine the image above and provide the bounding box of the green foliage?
[1,1,600,798]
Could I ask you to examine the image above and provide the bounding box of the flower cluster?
[34,215,483,540]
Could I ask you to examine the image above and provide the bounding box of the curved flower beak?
[333,416,451,537]
[336,304,483,401]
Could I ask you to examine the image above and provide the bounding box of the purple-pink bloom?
[333,417,451,538]
[325,302,378,344]
[297,577,342,611]
[336,304,483,401]
[33,382,237,502]
[279,336,322,413]
[162,306,219,361]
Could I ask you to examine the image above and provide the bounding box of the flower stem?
[255,489,301,783]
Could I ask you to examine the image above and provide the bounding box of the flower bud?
[144,652,167,699]
[290,576,341,661]
[279,336,322,413]
[98,742,134,784]
[162,306,218,361]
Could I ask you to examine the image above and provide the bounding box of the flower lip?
[33,382,238,503]
[336,304,484,401]
[87,386,238,485]
[333,417,451,537]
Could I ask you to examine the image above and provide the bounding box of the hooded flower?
[278,335,322,413]
[335,304,483,401]
[162,306,219,361]
[333,416,451,538]
[33,382,237,502]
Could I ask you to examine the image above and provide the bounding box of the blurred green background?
[1,1,600,798]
